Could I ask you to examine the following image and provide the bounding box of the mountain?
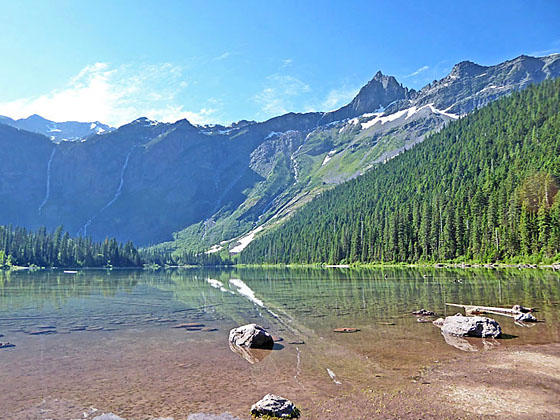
[0,114,113,142]
[0,54,558,252]
[239,78,560,264]
[321,71,414,122]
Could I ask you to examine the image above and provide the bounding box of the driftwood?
[445,303,533,319]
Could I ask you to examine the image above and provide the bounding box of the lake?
[1,267,559,419]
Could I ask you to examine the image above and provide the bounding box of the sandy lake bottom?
[1,267,559,419]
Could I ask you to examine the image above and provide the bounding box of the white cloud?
[0,62,216,126]
[405,65,430,78]
[253,74,310,117]
[213,52,232,61]
[320,86,359,111]
[281,58,293,68]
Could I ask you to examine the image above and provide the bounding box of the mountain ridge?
[0,113,114,143]
[0,53,558,253]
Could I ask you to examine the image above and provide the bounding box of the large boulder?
[229,324,274,349]
[251,394,300,418]
[440,314,502,338]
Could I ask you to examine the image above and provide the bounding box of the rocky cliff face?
[323,71,413,123]
[0,54,558,249]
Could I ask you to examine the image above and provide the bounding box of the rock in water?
[432,318,445,327]
[251,394,300,418]
[512,305,534,313]
[441,314,502,338]
[515,312,537,322]
[412,308,436,316]
[229,324,274,349]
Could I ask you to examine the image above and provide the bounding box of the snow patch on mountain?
[230,226,264,253]
[322,150,336,166]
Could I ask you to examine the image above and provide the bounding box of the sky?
[0,1,559,127]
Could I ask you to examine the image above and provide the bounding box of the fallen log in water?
[445,303,534,319]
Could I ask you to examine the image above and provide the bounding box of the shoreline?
[2,261,560,272]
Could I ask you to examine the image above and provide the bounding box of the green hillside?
[240,79,560,264]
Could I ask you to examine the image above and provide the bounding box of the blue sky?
[0,1,559,126]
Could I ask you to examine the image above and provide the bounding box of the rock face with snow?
[251,394,300,419]
[0,114,113,142]
[324,71,413,122]
[390,54,560,116]
[440,314,502,338]
[229,324,274,349]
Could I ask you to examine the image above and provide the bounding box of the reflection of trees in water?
[0,270,141,311]
[1,268,558,333]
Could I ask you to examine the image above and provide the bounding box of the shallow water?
[0,267,559,419]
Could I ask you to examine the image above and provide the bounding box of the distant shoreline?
[2,262,560,272]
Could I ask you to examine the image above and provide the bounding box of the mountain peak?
[25,113,49,122]
[450,60,487,78]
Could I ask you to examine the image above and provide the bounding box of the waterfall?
[79,147,134,236]
[38,148,56,214]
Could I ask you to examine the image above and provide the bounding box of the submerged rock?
[412,309,436,316]
[229,324,274,348]
[28,329,57,335]
[432,318,445,327]
[441,314,501,338]
[515,312,538,322]
[174,323,205,329]
[251,394,300,418]
[417,318,432,323]
[333,327,360,333]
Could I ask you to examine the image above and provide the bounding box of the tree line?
[0,225,141,268]
[240,79,560,264]
[0,224,234,269]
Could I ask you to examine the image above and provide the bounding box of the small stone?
[29,329,57,335]
[0,342,15,349]
[432,318,445,327]
[333,327,360,333]
[412,309,436,316]
[251,394,300,418]
[229,324,274,349]
[173,323,205,329]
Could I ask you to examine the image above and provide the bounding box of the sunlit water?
[0,268,559,419]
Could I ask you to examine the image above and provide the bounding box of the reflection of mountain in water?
[1,268,559,337]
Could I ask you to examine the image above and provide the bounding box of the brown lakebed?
[0,267,559,419]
